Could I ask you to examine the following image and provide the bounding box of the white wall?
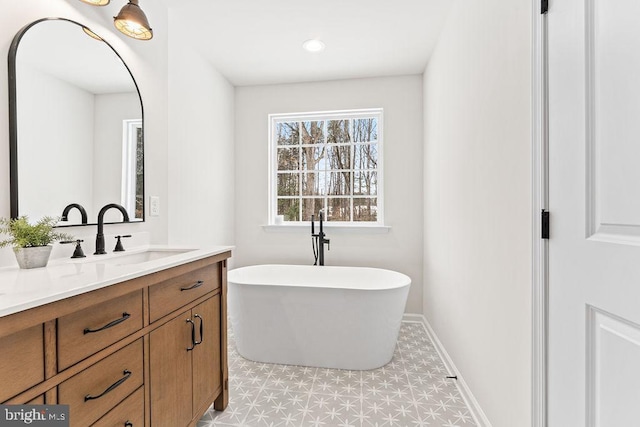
[17,65,94,220]
[235,76,424,313]
[0,0,169,266]
[16,69,141,224]
[422,0,531,425]
[94,92,140,222]
[167,9,235,247]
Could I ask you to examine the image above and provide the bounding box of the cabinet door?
[149,310,193,427]
[191,295,221,415]
[0,325,44,402]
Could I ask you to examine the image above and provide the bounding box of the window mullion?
[323,119,328,220]
[298,121,303,221]
[350,118,354,222]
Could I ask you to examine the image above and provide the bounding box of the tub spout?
[311,211,330,266]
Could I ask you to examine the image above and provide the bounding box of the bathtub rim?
[227,264,411,291]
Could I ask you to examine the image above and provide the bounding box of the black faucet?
[311,211,330,266]
[61,203,88,224]
[94,203,130,255]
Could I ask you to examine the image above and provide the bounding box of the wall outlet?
[150,196,160,217]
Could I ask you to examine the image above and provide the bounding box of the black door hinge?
[541,0,548,14]
[541,209,550,239]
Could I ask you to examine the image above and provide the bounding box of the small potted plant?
[0,216,73,269]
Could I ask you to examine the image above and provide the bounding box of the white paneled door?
[548,0,640,425]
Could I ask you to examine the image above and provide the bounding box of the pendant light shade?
[79,0,110,5]
[114,0,153,40]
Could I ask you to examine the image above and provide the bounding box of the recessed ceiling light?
[303,39,325,53]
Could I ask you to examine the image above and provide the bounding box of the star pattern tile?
[197,322,477,427]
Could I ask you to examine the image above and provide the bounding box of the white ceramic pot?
[13,245,53,269]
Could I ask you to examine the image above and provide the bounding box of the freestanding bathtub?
[227,264,411,370]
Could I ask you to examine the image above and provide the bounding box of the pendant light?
[79,0,110,5]
[113,0,153,40]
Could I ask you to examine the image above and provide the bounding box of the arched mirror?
[9,18,144,226]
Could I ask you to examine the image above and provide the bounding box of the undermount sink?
[86,249,195,266]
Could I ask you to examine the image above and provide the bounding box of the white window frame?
[268,108,384,227]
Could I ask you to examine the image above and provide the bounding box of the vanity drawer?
[0,324,44,403]
[58,290,143,370]
[59,339,143,427]
[149,263,219,322]
[92,386,144,427]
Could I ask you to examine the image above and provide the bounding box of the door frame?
[531,0,548,426]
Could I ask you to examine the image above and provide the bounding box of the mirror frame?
[8,17,145,226]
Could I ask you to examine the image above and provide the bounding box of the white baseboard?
[402,313,493,427]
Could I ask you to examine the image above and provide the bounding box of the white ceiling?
[167,0,453,87]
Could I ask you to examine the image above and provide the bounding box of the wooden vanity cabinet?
[0,251,230,427]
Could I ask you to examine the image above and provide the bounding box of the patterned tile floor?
[197,322,477,427]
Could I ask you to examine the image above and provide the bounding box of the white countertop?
[0,245,233,318]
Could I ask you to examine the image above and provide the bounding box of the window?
[269,109,383,225]
[121,119,143,220]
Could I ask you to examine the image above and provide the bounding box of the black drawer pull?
[124,422,133,427]
[180,280,203,291]
[194,314,203,345]
[84,313,131,334]
[84,370,131,401]
[186,318,196,351]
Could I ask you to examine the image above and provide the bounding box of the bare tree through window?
[271,110,382,224]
